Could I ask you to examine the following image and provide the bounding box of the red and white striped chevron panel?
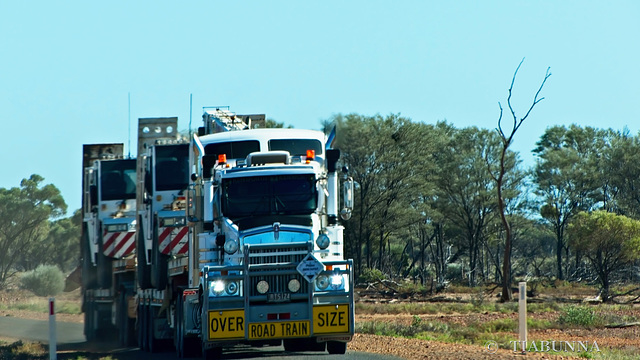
[102,231,136,258]
[158,226,189,255]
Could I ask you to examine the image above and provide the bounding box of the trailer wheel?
[327,341,347,355]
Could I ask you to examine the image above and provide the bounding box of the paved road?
[0,316,401,360]
[0,316,85,344]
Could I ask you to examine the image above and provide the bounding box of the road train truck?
[81,143,138,345]
[176,108,356,358]
[134,117,191,353]
[82,110,354,359]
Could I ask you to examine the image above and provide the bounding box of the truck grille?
[247,243,310,298]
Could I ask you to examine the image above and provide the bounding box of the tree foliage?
[569,211,640,301]
[0,175,67,288]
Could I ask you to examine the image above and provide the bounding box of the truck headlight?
[330,273,345,290]
[315,275,329,291]
[211,280,225,295]
[224,239,238,254]
[225,281,239,295]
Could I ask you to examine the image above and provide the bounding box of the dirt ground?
[1,288,639,360]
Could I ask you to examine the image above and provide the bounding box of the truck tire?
[151,220,168,289]
[327,341,347,354]
[137,220,152,289]
[118,290,135,347]
[138,301,148,351]
[97,230,113,288]
[84,297,95,342]
[147,304,160,353]
[176,288,200,358]
[203,345,222,359]
[81,226,97,290]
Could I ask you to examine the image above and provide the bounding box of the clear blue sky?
[1,1,638,215]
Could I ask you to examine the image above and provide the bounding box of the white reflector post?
[518,282,527,352]
[49,297,57,360]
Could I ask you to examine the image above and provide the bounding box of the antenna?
[189,93,193,138]
[128,92,131,158]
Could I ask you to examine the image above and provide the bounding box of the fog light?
[288,279,301,293]
[256,280,269,294]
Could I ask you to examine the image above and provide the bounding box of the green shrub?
[20,265,65,297]
[358,268,385,283]
[557,305,597,328]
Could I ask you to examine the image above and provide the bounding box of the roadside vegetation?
[355,282,640,360]
[0,341,115,360]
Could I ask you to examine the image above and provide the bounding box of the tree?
[334,113,437,279]
[601,130,640,218]
[569,211,640,302]
[491,59,551,301]
[0,175,67,288]
[433,125,501,286]
[533,125,605,280]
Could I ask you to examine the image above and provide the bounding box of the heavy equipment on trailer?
[134,117,191,352]
[81,143,137,346]
[173,107,356,358]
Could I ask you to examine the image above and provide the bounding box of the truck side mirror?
[90,185,97,206]
[202,155,217,179]
[186,185,198,224]
[341,177,354,221]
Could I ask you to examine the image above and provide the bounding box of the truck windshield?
[268,139,323,156]
[100,159,136,201]
[222,174,317,218]
[205,140,260,159]
[155,144,189,191]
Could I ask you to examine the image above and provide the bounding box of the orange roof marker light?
[218,154,227,165]
[306,150,315,164]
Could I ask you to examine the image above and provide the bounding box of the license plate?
[267,292,290,303]
[208,309,245,340]
[313,304,350,334]
[248,321,310,339]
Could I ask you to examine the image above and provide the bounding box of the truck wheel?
[327,341,347,355]
[138,302,148,351]
[118,290,135,347]
[137,219,152,289]
[81,228,97,290]
[97,230,113,288]
[151,221,168,289]
[84,298,95,342]
[177,290,201,358]
[175,291,183,357]
[147,305,159,353]
[203,346,222,359]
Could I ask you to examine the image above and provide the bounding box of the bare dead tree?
[489,58,551,302]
